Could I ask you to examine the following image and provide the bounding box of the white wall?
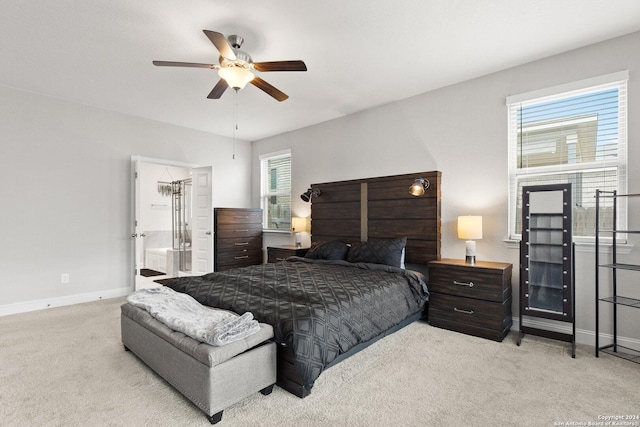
[0,85,252,314]
[252,31,640,346]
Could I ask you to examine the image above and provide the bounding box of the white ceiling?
[2,0,640,141]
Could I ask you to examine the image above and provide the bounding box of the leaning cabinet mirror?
[518,183,575,356]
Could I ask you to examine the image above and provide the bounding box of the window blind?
[507,74,628,239]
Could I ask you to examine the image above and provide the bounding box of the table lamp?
[291,217,310,247]
[458,216,482,265]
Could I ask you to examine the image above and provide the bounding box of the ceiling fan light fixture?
[218,66,255,90]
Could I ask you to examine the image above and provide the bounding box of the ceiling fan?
[153,30,307,102]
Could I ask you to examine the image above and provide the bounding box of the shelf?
[599,295,640,308]
[529,227,564,231]
[530,243,564,247]
[598,344,640,364]
[598,229,640,234]
[600,263,640,272]
[530,259,564,265]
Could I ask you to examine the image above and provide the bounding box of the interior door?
[131,155,202,291]
[132,158,144,290]
[191,166,214,275]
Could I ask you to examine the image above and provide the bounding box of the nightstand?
[267,245,309,263]
[427,258,513,342]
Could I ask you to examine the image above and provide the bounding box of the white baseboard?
[0,287,133,317]
[511,316,640,352]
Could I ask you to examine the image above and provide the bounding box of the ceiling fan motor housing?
[227,35,244,49]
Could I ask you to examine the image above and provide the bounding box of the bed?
[163,171,441,397]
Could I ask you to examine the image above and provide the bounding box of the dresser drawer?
[429,293,512,341]
[216,223,263,239]
[215,249,263,268]
[217,236,262,253]
[215,209,262,225]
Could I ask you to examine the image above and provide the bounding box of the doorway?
[131,156,213,291]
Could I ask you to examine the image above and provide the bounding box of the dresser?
[267,245,309,263]
[427,259,513,342]
[214,208,263,272]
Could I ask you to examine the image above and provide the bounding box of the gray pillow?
[346,237,407,267]
[304,241,350,260]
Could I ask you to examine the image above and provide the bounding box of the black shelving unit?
[595,190,640,363]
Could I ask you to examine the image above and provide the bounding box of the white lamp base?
[465,240,476,265]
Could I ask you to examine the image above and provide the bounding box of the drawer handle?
[234,255,249,260]
[453,280,474,288]
[234,242,249,246]
[234,216,249,219]
[454,307,474,315]
[234,229,249,232]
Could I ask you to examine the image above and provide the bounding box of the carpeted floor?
[0,297,638,427]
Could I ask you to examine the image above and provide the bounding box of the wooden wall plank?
[309,171,441,266]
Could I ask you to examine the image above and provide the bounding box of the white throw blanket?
[127,286,261,346]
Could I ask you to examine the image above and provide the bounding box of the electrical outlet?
[61,273,70,284]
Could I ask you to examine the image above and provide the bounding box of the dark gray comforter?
[162,257,428,390]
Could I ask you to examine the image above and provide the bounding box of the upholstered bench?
[121,303,277,424]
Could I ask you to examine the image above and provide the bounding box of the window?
[507,71,628,240]
[260,150,292,230]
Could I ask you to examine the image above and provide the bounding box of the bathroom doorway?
[131,156,213,291]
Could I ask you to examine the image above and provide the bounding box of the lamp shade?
[457,216,483,240]
[291,217,310,232]
[218,66,255,89]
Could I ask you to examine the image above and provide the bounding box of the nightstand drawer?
[429,266,511,303]
[267,246,309,263]
[429,293,512,341]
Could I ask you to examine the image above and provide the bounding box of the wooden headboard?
[309,171,441,265]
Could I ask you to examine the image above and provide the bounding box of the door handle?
[206,231,212,235]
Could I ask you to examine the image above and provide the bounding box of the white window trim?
[505,70,629,105]
[506,71,629,242]
[260,149,292,231]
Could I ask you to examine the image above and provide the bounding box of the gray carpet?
[1,297,638,427]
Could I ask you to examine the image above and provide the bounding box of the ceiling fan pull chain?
[232,90,238,160]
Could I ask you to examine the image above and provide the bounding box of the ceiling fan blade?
[253,60,307,72]
[250,77,289,102]
[153,61,216,68]
[207,79,229,99]
[203,30,236,60]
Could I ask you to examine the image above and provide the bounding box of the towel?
[127,286,261,346]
